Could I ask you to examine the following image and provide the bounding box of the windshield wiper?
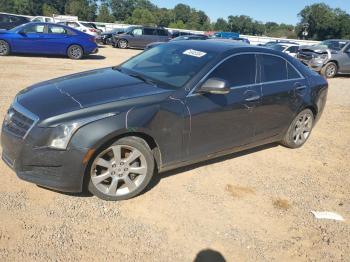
[128,73,158,87]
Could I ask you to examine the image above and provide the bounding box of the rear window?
[260,55,288,82]
[144,28,156,35]
[49,25,68,34]
[157,29,168,36]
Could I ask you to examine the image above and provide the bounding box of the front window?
[132,28,143,36]
[319,40,348,51]
[120,44,218,88]
[22,24,45,34]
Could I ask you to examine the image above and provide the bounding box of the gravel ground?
[0,46,349,262]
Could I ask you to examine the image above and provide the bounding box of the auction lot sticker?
[183,49,207,58]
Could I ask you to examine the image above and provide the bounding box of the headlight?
[48,113,116,150]
[313,54,329,63]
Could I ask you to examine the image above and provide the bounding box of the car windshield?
[120,44,217,89]
[271,45,287,51]
[319,40,348,51]
[9,24,25,32]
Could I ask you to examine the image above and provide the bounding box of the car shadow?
[142,142,279,196]
[9,53,106,60]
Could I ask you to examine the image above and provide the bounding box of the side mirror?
[18,30,26,35]
[197,78,230,95]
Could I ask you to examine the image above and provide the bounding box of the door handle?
[245,95,261,102]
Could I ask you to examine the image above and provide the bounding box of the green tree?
[42,3,59,17]
[65,0,97,21]
[296,3,349,40]
[96,3,115,22]
[214,18,229,31]
[126,8,155,25]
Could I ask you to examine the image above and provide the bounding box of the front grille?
[298,52,313,61]
[4,107,36,139]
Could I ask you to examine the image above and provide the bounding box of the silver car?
[112,26,170,49]
[298,39,350,78]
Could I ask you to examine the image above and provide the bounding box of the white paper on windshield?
[183,49,207,58]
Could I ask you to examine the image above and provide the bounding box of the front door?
[185,54,261,159]
[12,24,47,54]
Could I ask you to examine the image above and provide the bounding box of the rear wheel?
[321,62,337,78]
[67,45,84,60]
[118,39,128,49]
[281,109,314,148]
[0,40,10,56]
[88,137,155,201]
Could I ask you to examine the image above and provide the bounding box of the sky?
[151,0,350,25]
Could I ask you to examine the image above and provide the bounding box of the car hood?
[299,44,338,55]
[16,68,174,120]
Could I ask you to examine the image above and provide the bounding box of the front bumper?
[1,124,89,193]
[298,55,327,72]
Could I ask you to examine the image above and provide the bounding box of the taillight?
[89,28,97,33]
[89,37,96,43]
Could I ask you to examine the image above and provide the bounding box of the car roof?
[169,40,277,55]
[275,43,299,46]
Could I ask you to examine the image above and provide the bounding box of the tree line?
[1,1,349,40]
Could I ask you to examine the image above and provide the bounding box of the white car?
[31,16,54,23]
[58,21,100,37]
[271,43,300,57]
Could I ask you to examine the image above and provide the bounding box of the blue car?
[0,22,98,59]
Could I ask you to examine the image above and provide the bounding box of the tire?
[67,45,84,60]
[321,62,337,78]
[88,137,155,201]
[281,109,314,149]
[0,40,10,56]
[118,39,128,49]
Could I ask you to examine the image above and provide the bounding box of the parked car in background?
[213,31,240,39]
[259,40,299,47]
[229,37,250,44]
[0,22,98,59]
[145,34,208,50]
[1,41,328,201]
[58,21,100,37]
[298,39,350,78]
[112,26,170,49]
[0,13,30,30]
[270,43,300,57]
[31,16,54,23]
[170,30,193,38]
[98,28,126,45]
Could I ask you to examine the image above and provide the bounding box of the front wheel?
[88,137,155,201]
[0,40,10,56]
[67,45,84,60]
[118,39,128,49]
[321,62,337,78]
[281,109,314,149]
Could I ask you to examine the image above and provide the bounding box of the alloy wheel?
[326,64,336,78]
[292,112,313,145]
[118,40,128,49]
[0,41,9,55]
[69,46,82,59]
[91,145,148,197]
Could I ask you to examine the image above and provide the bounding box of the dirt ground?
[0,46,349,262]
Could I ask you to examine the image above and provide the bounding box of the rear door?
[43,25,73,54]
[142,28,158,48]
[253,54,308,141]
[12,24,48,54]
[157,29,170,43]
